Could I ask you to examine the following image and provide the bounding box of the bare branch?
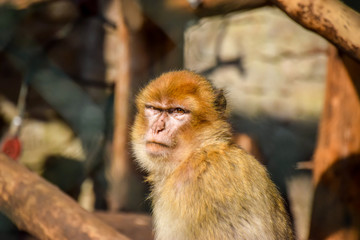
[182,0,267,16]
[271,0,360,61]
[0,154,130,240]
[0,0,49,9]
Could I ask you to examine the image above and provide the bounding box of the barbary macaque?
[131,70,294,240]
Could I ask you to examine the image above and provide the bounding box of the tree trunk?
[0,154,130,240]
[108,0,132,211]
[309,46,360,239]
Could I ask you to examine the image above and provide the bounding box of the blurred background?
[0,0,359,239]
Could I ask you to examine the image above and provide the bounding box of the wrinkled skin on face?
[144,104,191,156]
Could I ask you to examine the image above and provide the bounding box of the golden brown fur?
[131,70,294,240]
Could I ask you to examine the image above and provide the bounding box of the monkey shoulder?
[201,143,269,181]
[191,143,287,212]
[167,143,291,238]
[166,141,282,206]
[179,143,272,198]
[200,144,293,236]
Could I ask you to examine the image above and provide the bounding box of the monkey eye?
[145,105,162,113]
[168,108,187,115]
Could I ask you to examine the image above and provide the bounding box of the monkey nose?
[152,122,165,134]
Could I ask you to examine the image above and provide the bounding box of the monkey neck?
[195,119,232,147]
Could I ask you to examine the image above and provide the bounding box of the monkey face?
[143,103,191,157]
[132,70,226,172]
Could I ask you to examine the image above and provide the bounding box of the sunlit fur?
[131,70,294,240]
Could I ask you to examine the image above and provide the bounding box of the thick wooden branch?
[0,154,130,240]
[270,0,360,61]
[197,0,266,9]
[177,0,360,60]
[167,0,267,16]
[95,212,153,240]
[0,0,49,9]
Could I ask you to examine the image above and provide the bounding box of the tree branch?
[0,154,130,240]
[179,0,267,16]
[180,0,360,60]
[270,0,360,61]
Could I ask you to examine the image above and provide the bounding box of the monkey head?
[131,70,229,173]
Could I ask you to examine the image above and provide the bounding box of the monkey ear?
[214,89,227,116]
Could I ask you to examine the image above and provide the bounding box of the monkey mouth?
[146,141,170,148]
[145,141,172,155]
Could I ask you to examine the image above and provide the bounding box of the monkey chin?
[145,141,172,157]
